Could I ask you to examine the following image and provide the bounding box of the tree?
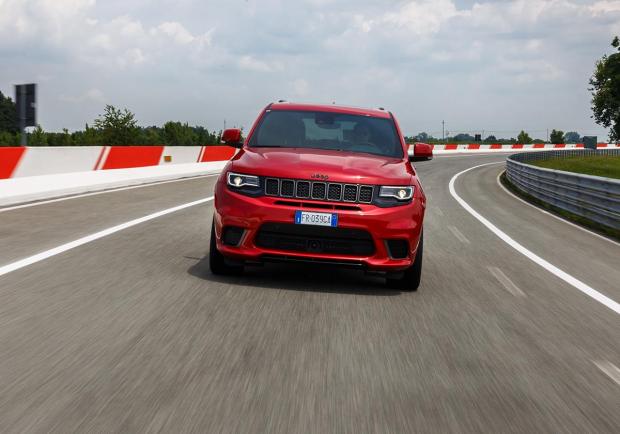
[484,135,497,143]
[590,36,620,142]
[416,132,430,142]
[193,125,219,145]
[139,126,163,145]
[564,131,580,143]
[517,130,532,144]
[72,123,103,145]
[162,121,198,146]
[453,133,474,142]
[29,125,48,146]
[550,129,564,144]
[0,91,18,134]
[0,131,18,146]
[93,105,140,145]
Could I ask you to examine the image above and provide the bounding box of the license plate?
[294,210,338,227]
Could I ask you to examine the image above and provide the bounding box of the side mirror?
[409,142,433,162]
[221,128,243,148]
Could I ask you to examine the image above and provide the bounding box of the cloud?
[382,0,462,35]
[154,22,196,45]
[292,79,310,97]
[60,88,105,103]
[0,0,618,139]
[238,55,282,72]
[589,0,620,15]
[0,0,95,42]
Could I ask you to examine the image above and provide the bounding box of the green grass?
[529,155,620,179]
[500,173,620,241]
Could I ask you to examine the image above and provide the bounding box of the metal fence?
[509,148,620,163]
[505,149,620,229]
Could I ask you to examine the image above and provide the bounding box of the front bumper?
[213,182,425,271]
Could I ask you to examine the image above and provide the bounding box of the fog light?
[223,226,245,246]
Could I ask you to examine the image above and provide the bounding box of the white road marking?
[0,174,218,213]
[488,266,525,297]
[448,225,470,244]
[496,171,620,247]
[449,162,620,315]
[0,197,214,277]
[593,360,620,386]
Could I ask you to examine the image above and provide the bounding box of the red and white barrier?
[0,145,237,180]
[422,143,618,154]
[1,143,618,207]
[0,145,238,206]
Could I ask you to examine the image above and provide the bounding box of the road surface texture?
[0,154,618,433]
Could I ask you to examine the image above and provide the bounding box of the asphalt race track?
[0,154,618,433]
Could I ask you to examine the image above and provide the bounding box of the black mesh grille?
[266,179,279,195]
[343,185,358,202]
[296,181,310,198]
[358,186,373,203]
[328,184,342,201]
[312,183,326,200]
[255,223,375,256]
[280,180,295,197]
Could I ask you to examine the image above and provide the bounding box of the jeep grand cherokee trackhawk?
[210,102,432,290]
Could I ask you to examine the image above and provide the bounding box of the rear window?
[249,110,404,158]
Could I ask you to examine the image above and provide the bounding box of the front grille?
[265,177,375,204]
[328,183,342,201]
[311,183,326,200]
[266,178,279,195]
[280,180,295,197]
[343,185,358,202]
[358,186,373,203]
[296,181,310,198]
[255,223,375,256]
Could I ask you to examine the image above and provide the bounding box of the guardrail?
[505,149,620,229]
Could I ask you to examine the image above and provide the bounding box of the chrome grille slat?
[265,177,373,204]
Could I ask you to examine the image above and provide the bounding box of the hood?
[231,147,413,185]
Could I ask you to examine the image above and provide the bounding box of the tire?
[386,232,423,291]
[209,219,243,275]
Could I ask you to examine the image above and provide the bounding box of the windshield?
[249,110,404,158]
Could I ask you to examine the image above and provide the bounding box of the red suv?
[210,103,432,290]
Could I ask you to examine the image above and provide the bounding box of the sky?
[1,0,619,140]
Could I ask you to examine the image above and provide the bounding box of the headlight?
[227,172,260,188]
[379,186,414,201]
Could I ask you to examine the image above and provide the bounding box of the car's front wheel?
[209,219,243,275]
[386,232,423,291]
